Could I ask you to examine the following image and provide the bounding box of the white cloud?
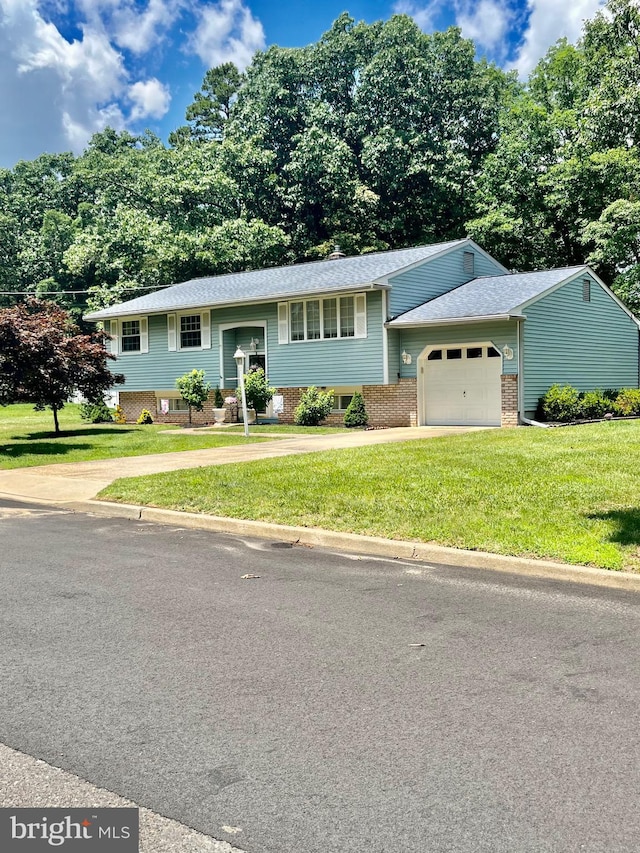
[190,0,265,70]
[128,77,171,120]
[75,0,184,54]
[0,0,187,165]
[510,0,606,77]
[0,0,129,162]
[391,0,442,31]
[455,0,513,54]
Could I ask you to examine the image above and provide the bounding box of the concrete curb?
[70,499,640,593]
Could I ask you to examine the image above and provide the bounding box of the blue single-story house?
[85,238,640,427]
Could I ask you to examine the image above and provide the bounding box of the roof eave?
[85,281,389,322]
[386,313,524,328]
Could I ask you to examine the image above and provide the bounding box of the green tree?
[241,367,275,412]
[0,299,123,433]
[585,199,640,312]
[176,369,210,425]
[184,63,245,141]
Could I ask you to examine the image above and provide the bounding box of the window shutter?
[354,294,367,338]
[109,319,119,354]
[167,314,177,351]
[139,317,149,353]
[278,302,289,344]
[201,311,211,349]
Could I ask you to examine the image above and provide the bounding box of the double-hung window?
[283,294,366,343]
[180,314,201,349]
[339,296,355,337]
[121,320,141,352]
[110,317,148,354]
[166,311,211,351]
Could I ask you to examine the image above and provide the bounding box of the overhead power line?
[0,283,174,296]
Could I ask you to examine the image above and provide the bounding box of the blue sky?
[0,0,606,168]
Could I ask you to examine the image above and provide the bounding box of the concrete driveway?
[0,426,483,504]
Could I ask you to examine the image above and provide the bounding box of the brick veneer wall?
[501,374,519,427]
[361,379,418,427]
[119,389,238,425]
[278,379,418,428]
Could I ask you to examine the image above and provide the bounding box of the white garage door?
[424,345,502,426]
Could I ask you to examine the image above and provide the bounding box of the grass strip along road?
[99,420,640,572]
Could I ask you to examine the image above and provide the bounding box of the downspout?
[517,316,548,427]
[218,325,225,389]
[382,289,389,385]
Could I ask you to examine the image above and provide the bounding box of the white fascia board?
[374,238,509,287]
[84,282,390,322]
[385,313,524,329]
[514,265,640,328]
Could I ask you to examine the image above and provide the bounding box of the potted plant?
[212,386,226,423]
[224,395,239,422]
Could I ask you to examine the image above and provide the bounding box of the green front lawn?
[99,421,640,571]
[0,404,271,469]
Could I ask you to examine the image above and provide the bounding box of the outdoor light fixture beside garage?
[234,346,249,437]
[402,350,412,365]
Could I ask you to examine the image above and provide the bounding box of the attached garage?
[420,343,503,426]
[389,265,640,428]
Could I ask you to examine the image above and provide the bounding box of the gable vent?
[582,279,591,302]
[463,250,475,275]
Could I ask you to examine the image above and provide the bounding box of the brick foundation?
[121,374,517,428]
[501,374,519,427]
[277,379,417,428]
[119,389,239,425]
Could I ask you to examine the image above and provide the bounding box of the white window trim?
[175,310,211,351]
[217,321,268,387]
[286,293,367,342]
[110,316,148,355]
[330,386,362,413]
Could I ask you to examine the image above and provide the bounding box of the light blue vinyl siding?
[114,291,385,391]
[395,321,519,379]
[388,247,506,316]
[270,290,385,386]
[387,328,401,384]
[522,275,640,414]
[114,313,216,392]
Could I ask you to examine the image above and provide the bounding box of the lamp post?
[234,346,249,437]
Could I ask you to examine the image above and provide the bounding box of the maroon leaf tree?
[0,299,124,434]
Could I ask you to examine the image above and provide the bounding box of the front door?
[246,352,271,416]
[248,353,266,373]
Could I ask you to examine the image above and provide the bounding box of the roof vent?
[328,245,346,260]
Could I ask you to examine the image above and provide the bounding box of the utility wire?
[0,283,174,296]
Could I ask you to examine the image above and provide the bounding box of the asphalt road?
[1,499,640,852]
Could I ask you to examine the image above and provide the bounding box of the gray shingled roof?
[387,267,588,325]
[85,239,466,320]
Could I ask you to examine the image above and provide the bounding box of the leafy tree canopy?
[0,2,640,317]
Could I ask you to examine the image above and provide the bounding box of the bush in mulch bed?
[538,384,640,425]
